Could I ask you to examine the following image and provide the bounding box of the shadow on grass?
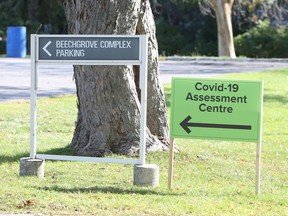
[264,94,288,104]
[0,152,29,163]
[37,185,183,196]
[0,146,75,163]
[37,145,75,156]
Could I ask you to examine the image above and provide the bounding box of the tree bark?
[210,0,236,58]
[63,0,169,157]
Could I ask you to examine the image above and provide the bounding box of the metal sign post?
[30,35,37,159]
[30,34,148,165]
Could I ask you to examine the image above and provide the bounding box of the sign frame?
[30,34,148,166]
[36,34,142,64]
[168,77,264,195]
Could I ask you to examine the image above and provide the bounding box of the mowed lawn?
[0,69,287,215]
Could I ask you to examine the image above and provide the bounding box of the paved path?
[160,57,288,83]
[1,57,288,102]
[0,58,74,102]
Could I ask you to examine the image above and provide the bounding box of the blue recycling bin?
[6,26,27,58]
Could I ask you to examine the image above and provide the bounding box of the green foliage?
[235,21,288,58]
[0,0,67,55]
[156,0,288,57]
[155,0,218,56]
[156,19,185,56]
[1,0,288,57]
[0,0,67,36]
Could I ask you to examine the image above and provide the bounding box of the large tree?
[63,0,169,157]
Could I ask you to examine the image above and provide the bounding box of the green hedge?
[235,21,288,58]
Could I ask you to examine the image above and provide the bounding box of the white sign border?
[36,34,142,65]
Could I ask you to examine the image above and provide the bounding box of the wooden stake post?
[168,137,174,189]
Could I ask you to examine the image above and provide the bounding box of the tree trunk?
[210,0,236,58]
[63,0,169,157]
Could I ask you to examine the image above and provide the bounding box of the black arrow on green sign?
[180,115,252,134]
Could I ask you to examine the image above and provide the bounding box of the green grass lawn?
[0,69,288,215]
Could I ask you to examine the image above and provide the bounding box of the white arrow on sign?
[42,41,52,56]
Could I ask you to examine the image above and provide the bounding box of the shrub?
[234,21,288,58]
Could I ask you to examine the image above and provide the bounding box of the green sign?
[170,78,263,142]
